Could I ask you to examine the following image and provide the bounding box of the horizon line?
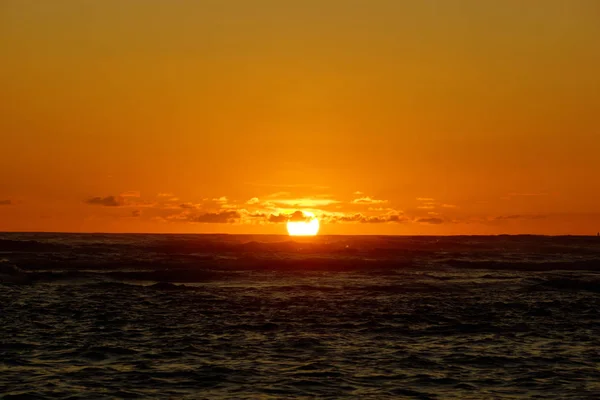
[0,231,598,237]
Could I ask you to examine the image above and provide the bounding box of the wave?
[443,259,600,271]
[0,238,69,252]
[0,260,31,283]
[532,276,600,293]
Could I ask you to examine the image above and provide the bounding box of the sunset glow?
[3,3,600,399]
[286,212,320,236]
[0,1,599,235]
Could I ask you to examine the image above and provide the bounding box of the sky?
[1,0,599,235]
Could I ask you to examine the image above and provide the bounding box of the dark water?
[2,233,600,399]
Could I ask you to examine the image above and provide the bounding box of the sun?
[286,211,320,236]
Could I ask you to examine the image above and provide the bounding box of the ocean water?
[1,233,600,399]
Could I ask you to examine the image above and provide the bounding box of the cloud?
[131,210,142,217]
[325,212,407,224]
[495,214,546,221]
[247,212,267,218]
[387,214,405,223]
[179,203,197,209]
[352,196,387,205]
[189,211,241,223]
[261,201,277,209]
[362,214,407,223]
[271,198,341,207]
[495,215,521,220]
[246,183,329,190]
[0,200,12,206]
[246,197,260,205]
[266,192,291,198]
[85,196,122,207]
[441,204,457,208]
[130,200,157,208]
[416,197,437,209]
[354,191,364,195]
[416,217,444,224]
[157,193,179,201]
[120,191,140,198]
[289,210,312,222]
[85,194,157,208]
[208,196,238,209]
[337,213,365,223]
[507,192,548,197]
[268,213,289,223]
[362,216,389,223]
[266,211,314,223]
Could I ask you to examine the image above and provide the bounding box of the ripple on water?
[3,248,600,398]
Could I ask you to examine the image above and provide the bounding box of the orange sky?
[1,1,599,235]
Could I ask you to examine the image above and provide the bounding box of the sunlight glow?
[286,212,320,236]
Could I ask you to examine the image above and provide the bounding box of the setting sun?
[286,211,320,236]
[2,2,599,398]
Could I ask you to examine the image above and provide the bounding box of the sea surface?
[2,233,600,399]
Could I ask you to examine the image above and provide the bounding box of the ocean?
[1,233,600,399]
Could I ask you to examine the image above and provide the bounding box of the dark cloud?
[0,200,12,206]
[189,211,240,223]
[179,203,196,209]
[416,217,444,224]
[387,214,405,223]
[267,211,316,223]
[85,195,157,208]
[289,211,312,222]
[85,196,122,207]
[268,213,289,223]
[247,212,267,218]
[361,216,388,223]
[131,210,142,217]
[338,213,365,223]
[496,215,521,220]
[495,214,546,220]
[327,213,406,224]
